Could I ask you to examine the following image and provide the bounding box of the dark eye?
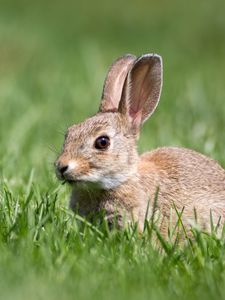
[94,136,110,150]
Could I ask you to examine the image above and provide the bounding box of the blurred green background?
[1,0,225,187]
[1,1,225,299]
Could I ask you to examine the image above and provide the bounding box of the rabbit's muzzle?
[55,160,73,181]
[55,155,90,183]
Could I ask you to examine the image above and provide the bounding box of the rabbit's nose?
[55,159,78,180]
[58,164,69,176]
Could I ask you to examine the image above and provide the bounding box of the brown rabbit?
[55,53,225,235]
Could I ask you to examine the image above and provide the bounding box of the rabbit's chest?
[69,180,149,228]
[69,184,119,218]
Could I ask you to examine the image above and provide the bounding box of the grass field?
[1,0,225,299]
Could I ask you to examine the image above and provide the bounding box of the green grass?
[1,0,225,299]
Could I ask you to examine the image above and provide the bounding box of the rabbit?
[55,53,225,236]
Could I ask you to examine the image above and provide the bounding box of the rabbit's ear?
[99,54,136,112]
[119,54,162,128]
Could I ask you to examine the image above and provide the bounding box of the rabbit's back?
[140,147,225,228]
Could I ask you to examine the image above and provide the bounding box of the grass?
[1,0,225,299]
[1,184,225,300]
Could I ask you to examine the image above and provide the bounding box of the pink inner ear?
[99,55,136,113]
[127,64,150,125]
[110,68,130,110]
[129,110,142,127]
[125,57,162,126]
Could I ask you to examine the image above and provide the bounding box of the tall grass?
[1,0,225,299]
[1,181,225,300]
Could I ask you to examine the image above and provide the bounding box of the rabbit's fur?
[55,53,225,235]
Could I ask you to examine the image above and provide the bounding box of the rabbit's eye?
[94,136,110,150]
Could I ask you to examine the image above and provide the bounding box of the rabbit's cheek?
[70,159,90,178]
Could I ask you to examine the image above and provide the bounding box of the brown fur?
[55,53,225,237]
[67,146,225,235]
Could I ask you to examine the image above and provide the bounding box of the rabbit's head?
[55,54,162,189]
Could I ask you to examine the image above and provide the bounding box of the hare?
[55,53,225,235]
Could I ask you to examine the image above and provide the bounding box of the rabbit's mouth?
[62,174,122,190]
[62,178,98,187]
[62,179,81,185]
